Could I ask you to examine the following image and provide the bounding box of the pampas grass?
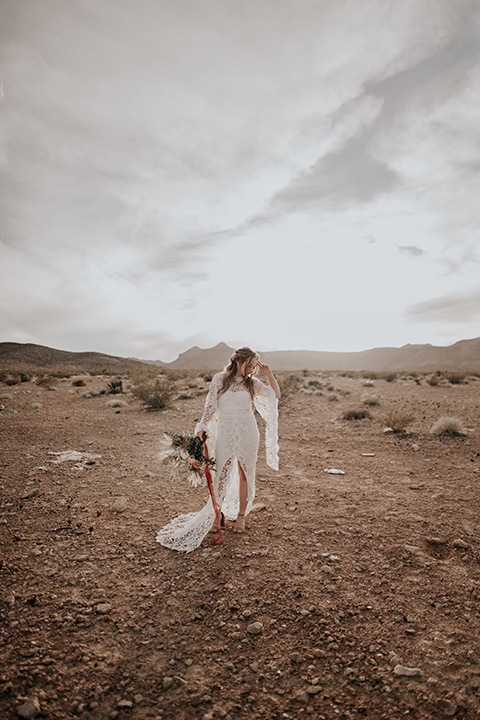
[431,417,466,436]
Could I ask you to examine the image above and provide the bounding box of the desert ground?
[1,369,479,720]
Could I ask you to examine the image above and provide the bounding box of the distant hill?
[0,342,148,374]
[2,337,479,373]
[164,338,480,372]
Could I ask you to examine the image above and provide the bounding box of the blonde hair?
[219,347,259,401]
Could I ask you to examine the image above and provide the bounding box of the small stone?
[452,539,469,549]
[134,694,143,703]
[393,665,422,677]
[117,699,133,708]
[21,489,39,500]
[411,443,420,452]
[162,676,174,690]
[306,686,321,695]
[95,603,112,614]
[16,698,41,719]
[246,622,263,635]
[111,497,127,512]
[435,698,457,717]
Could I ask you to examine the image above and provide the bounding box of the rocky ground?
[1,371,479,720]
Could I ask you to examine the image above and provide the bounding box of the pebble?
[324,469,345,475]
[246,622,263,635]
[411,443,420,452]
[393,665,422,677]
[117,699,133,708]
[162,676,174,690]
[452,538,469,549]
[21,489,39,500]
[16,698,41,719]
[95,603,112,614]
[111,497,127,512]
[306,686,321,695]
[435,698,458,717]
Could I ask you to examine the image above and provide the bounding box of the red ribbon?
[202,433,223,546]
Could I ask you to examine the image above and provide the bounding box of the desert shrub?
[20,373,31,382]
[361,393,380,406]
[106,398,127,409]
[383,410,416,433]
[307,379,323,388]
[384,372,397,383]
[327,393,339,402]
[35,375,56,388]
[443,372,467,385]
[4,375,20,386]
[431,416,466,436]
[132,378,175,409]
[72,379,86,387]
[427,375,441,386]
[107,378,123,394]
[343,408,372,421]
[202,373,213,382]
[278,374,301,403]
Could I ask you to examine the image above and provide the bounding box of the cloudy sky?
[1,0,479,361]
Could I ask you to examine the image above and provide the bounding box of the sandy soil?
[1,372,479,720]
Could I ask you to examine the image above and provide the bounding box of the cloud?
[397,245,425,257]
[406,287,480,324]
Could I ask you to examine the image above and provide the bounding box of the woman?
[156,347,280,552]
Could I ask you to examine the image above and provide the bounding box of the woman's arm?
[257,362,281,400]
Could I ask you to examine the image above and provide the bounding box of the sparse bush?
[443,372,467,385]
[35,375,56,388]
[20,373,31,383]
[384,372,397,383]
[362,380,374,387]
[431,416,466,436]
[343,408,372,421]
[307,379,323,388]
[361,393,380,406]
[132,378,175,409]
[107,378,123,394]
[383,410,416,433]
[278,374,301,403]
[106,398,127,409]
[72,379,86,387]
[427,375,440,386]
[202,373,213,383]
[327,393,339,402]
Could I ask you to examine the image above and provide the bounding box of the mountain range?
[1,337,479,373]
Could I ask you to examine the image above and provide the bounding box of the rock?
[324,468,345,475]
[250,503,266,513]
[306,685,321,695]
[111,497,127,512]
[134,694,143,704]
[117,699,133,708]
[95,603,112,614]
[393,665,422,677]
[16,697,41,719]
[436,698,457,716]
[452,539,469,549]
[411,443,420,452]
[21,489,39,500]
[162,676,174,690]
[246,622,263,635]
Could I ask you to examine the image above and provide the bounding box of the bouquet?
[159,432,216,487]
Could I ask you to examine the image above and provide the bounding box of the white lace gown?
[156,373,279,552]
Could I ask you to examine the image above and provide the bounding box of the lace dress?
[156,373,279,552]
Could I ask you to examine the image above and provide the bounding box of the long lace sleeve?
[253,378,279,471]
[194,372,223,437]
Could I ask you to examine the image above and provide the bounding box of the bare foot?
[233,514,245,533]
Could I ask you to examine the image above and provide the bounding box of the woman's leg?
[234,461,248,533]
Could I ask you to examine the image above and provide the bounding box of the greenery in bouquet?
[159,431,216,487]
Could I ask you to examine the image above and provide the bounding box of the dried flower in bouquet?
[159,432,216,487]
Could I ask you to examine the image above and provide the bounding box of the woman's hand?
[257,361,273,376]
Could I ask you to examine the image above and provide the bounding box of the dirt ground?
[1,371,480,720]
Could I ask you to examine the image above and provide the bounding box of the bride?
[156,347,280,552]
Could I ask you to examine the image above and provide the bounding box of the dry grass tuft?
[132,378,175,409]
[361,393,380,406]
[106,398,127,409]
[443,372,467,385]
[343,408,372,421]
[431,416,466,436]
[383,410,416,433]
